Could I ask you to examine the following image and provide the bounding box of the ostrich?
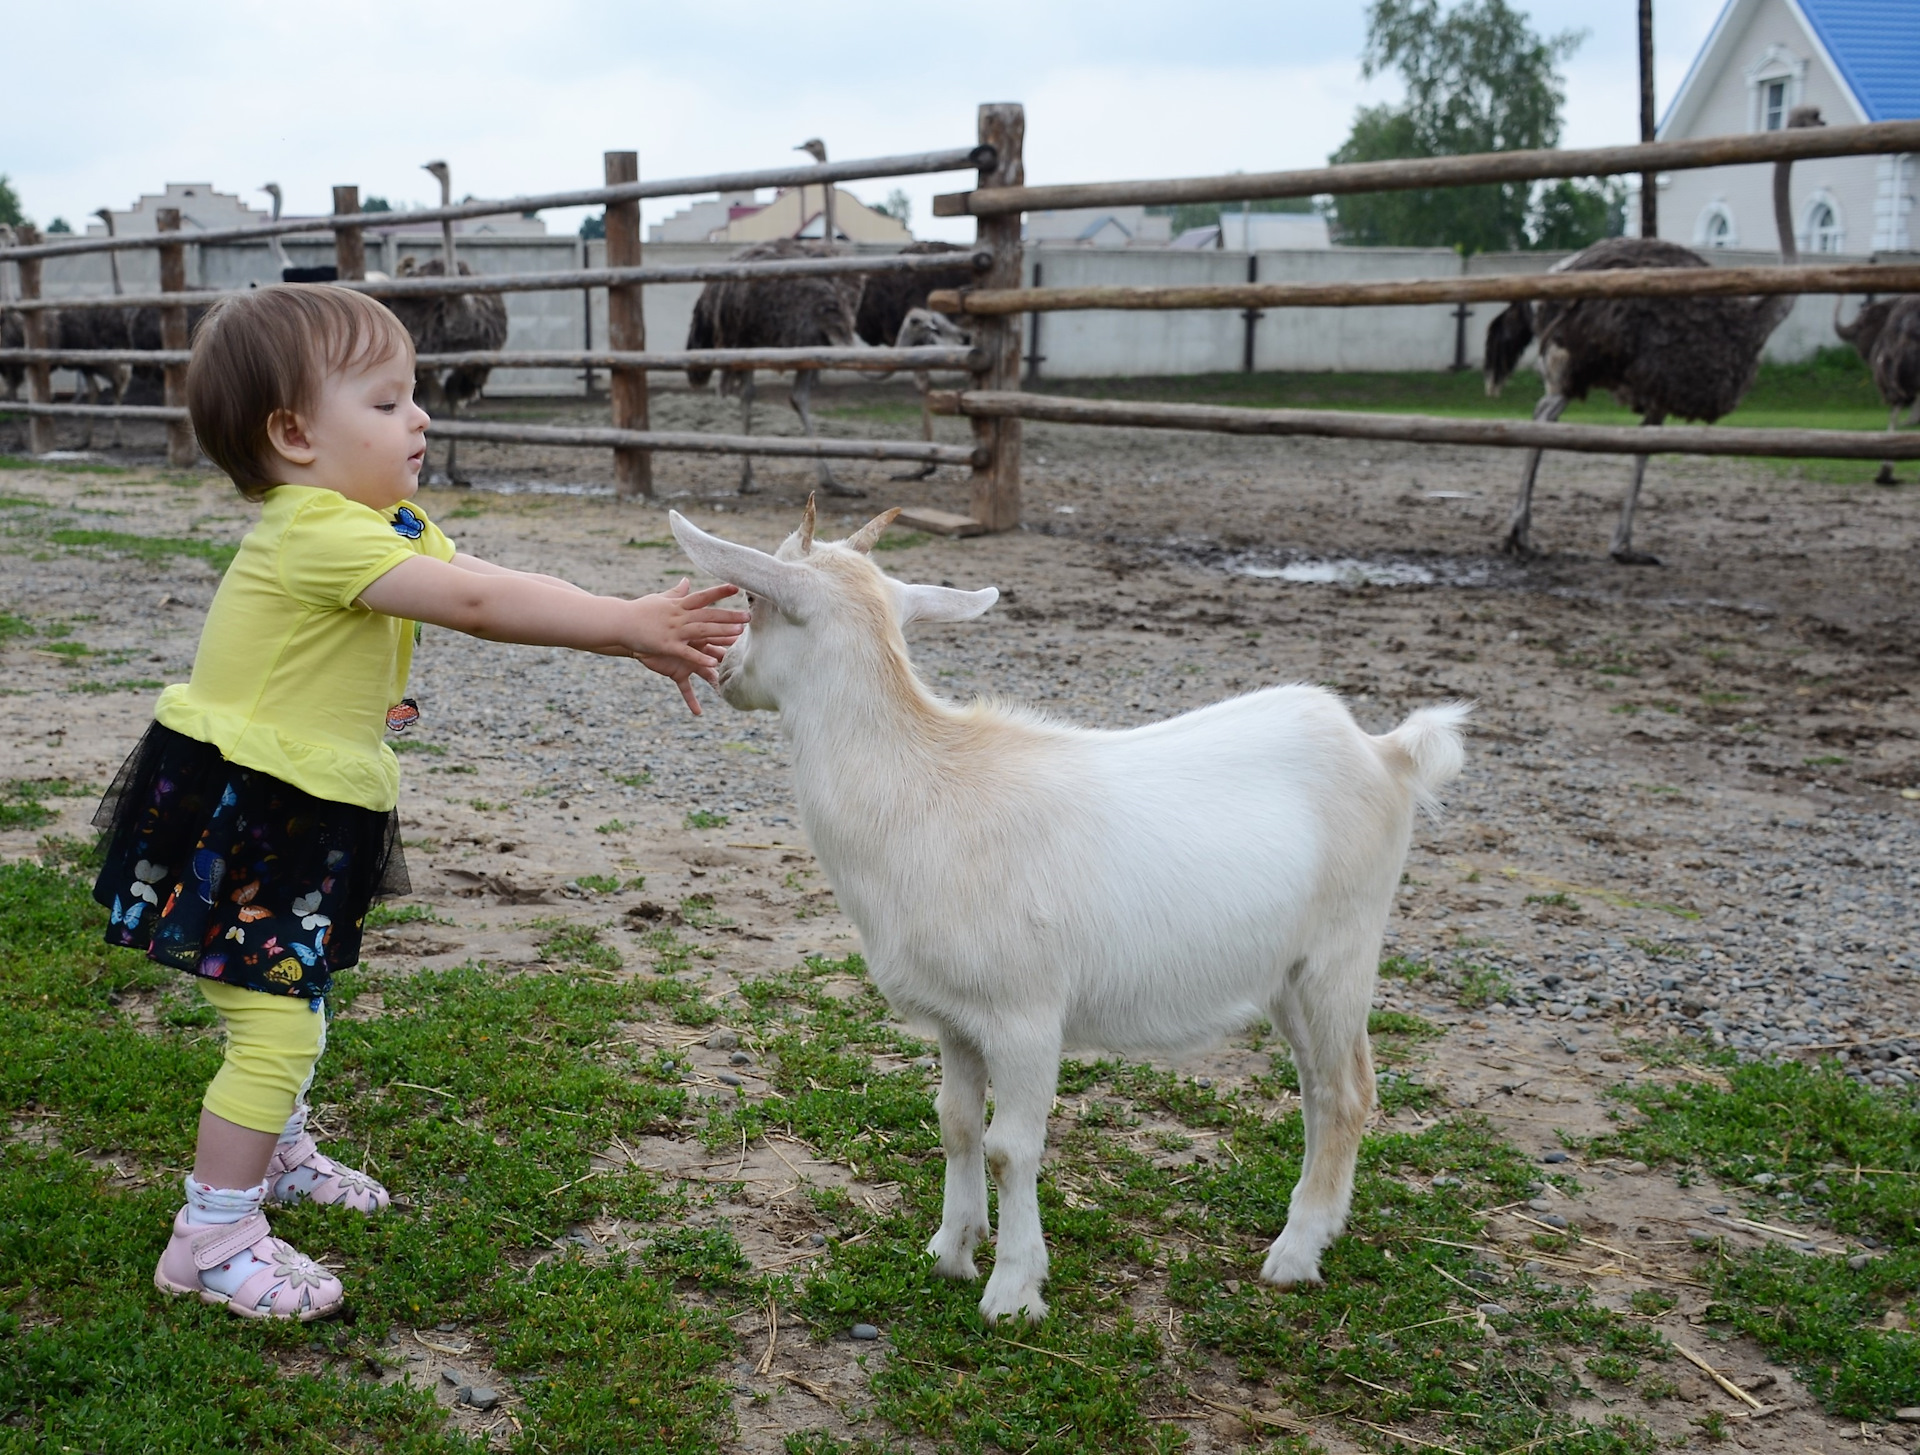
[794,138,836,243]
[1834,294,1920,486]
[382,160,509,484]
[46,209,135,448]
[877,306,971,480]
[1,225,22,403]
[685,237,866,496]
[1484,106,1826,564]
[262,184,340,283]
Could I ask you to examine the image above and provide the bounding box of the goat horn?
[800,493,816,555]
[847,508,903,553]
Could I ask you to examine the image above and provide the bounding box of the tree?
[361,196,394,213]
[47,217,72,233]
[578,211,606,240]
[878,188,912,227]
[1328,0,1582,254]
[0,174,25,229]
[1529,178,1625,250]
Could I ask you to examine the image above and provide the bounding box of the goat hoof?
[1499,532,1535,560]
[1608,549,1661,567]
[1259,1244,1325,1290]
[978,1287,1047,1325]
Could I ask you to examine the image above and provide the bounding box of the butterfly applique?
[237,904,271,923]
[390,505,427,541]
[386,698,421,734]
[191,850,226,906]
[110,896,145,933]
[129,859,167,906]
[198,954,226,979]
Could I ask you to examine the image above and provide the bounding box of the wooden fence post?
[15,224,55,456]
[156,208,195,467]
[332,186,366,280]
[604,150,651,497]
[970,103,1024,531]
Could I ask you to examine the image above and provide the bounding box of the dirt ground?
[5,381,1919,1452]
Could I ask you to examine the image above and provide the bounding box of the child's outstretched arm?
[358,555,746,714]
[446,552,591,595]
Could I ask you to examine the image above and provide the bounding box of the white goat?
[669,502,1468,1324]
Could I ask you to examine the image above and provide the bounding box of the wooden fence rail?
[928,390,1920,460]
[0,345,983,373]
[931,261,1920,317]
[933,118,1920,217]
[4,249,994,314]
[0,403,986,467]
[0,146,994,262]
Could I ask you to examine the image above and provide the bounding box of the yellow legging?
[199,981,328,1135]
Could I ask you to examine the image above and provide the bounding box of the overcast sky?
[4,0,1729,242]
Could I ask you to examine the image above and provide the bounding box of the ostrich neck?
[1773,159,1797,266]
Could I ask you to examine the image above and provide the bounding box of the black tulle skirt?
[92,722,407,1001]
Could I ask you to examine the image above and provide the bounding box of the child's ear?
[266,409,317,466]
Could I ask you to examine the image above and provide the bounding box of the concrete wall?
[10,232,1876,399]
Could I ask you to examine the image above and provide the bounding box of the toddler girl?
[93,284,745,1319]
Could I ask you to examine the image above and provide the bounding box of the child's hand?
[626,580,747,714]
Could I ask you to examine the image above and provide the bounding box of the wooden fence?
[7,111,1920,532]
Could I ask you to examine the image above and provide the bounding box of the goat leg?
[926,1033,990,1282]
[1261,983,1374,1289]
[1609,413,1665,565]
[976,1031,1058,1325]
[791,369,866,499]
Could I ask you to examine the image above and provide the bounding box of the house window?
[1804,196,1844,253]
[1762,78,1788,130]
[1698,204,1736,249]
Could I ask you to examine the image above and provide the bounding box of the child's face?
[270,350,429,510]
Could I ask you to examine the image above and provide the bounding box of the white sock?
[182,1175,274,1303]
[270,1104,327,1201]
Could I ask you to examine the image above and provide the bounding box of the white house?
[1024,206,1173,247]
[1645,0,1918,255]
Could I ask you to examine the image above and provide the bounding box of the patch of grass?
[1804,754,1848,768]
[0,858,740,1451]
[48,527,238,575]
[612,770,653,787]
[0,610,32,642]
[533,919,623,974]
[595,819,629,835]
[683,810,728,830]
[363,902,451,930]
[1453,960,1514,1010]
[622,537,675,549]
[0,777,93,831]
[871,529,931,552]
[0,456,131,475]
[389,739,447,756]
[1595,1057,1920,1419]
[67,677,164,694]
[468,798,503,812]
[571,874,621,894]
[1379,953,1431,980]
[677,893,730,930]
[1526,891,1577,908]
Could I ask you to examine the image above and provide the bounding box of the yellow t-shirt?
[154,485,456,813]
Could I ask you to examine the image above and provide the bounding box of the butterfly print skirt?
[92,723,408,1000]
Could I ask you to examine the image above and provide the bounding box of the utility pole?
[1639,0,1658,239]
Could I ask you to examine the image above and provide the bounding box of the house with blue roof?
[1643,0,1916,255]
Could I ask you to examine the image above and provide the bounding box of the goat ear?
[798,493,816,555]
[892,580,998,624]
[669,512,822,618]
[846,507,902,553]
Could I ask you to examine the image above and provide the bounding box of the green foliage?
[571,874,620,894]
[1531,178,1626,250]
[1329,0,1582,253]
[534,920,623,974]
[594,819,629,835]
[579,210,606,240]
[0,174,23,228]
[388,739,446,755]
[683,810,729,830]
[612,770,653,786]
[869,529,931,552]
[1597,1058,1920,1419]
[1,777,92,831]
[48,528,238,575]
[46,217,72,234]
[878,188,912,226]
[362,902,449,929]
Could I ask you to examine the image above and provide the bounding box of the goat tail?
[1380,701,1471,813]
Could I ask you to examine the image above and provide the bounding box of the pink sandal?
[266,1133,390,1213]
[154,1208,345,1321]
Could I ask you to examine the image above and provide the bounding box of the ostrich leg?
[790,368,866,499]
[1609,412,1666,565]
[1501,393,1567,557]
[890,371,939,481]
[737,371,757,494]
[1874,405,1907,487]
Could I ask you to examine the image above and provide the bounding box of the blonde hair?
[186,284,415,500]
